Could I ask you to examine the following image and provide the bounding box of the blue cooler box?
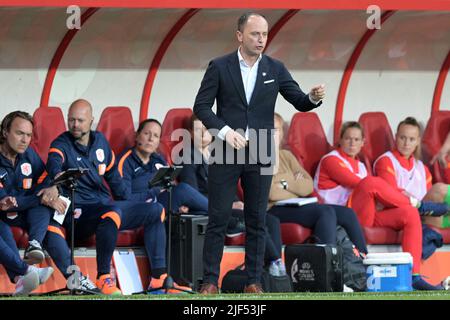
[363,252,412,292]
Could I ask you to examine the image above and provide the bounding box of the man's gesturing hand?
[309,84,325,102]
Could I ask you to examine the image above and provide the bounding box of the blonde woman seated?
[314,121,444,290]
[374,117,449,226]
[268,114,367,256]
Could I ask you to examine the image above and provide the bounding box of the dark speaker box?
[170,214,208,290]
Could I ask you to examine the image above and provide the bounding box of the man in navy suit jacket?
[193,12,325,294]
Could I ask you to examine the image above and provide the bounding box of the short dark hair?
[0,111,34,144]
[137,118,162,134]
[237,12,266,32]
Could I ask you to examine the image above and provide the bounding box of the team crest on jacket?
[20,163,32,176]
[96,149,105,162]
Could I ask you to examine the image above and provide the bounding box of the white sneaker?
[343,284,354,293]
[442,276,450,290]
[14,267,40,296]
[24,239,45,265]
[78,275,101,294]
[29,265,54,284]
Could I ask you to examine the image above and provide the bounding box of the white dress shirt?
[218,48,261,141]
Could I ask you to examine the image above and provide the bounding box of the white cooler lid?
[363,252,413,265]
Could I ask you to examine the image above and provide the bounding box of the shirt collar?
[131,147,162,168]
[337,148,355,161]
[336,147,361,172]
[0,145,26,168]
[131,147,148,167]
[393,148,415,169]
[237,47,262,67]
[70,131,95,153]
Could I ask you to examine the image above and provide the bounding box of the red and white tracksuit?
[314,148,423,273]
[373,149,432,200]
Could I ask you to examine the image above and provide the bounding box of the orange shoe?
[95,274,122,295]
[148,273,192,294]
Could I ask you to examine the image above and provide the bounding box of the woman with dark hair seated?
[117,118,209,293]
[117,118,208,215]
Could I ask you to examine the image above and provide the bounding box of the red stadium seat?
[226,224,403,246]
[287,112,332,177]
[362,226,402,245]
[280,223,313,245]
[10,226,29,249]
[225,234,245,246]
[75,229,142,247]
[225,224,313,246]
[358,112,395,173]
[32,106,66,163]
[116,230,141,247]
[160,108,193,164]
[422,111,450,183]
[134,226,145,246]
[96,106,135,156]
[157,141,173,166]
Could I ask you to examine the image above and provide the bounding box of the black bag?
[221,264,293,293]
[422,224,443,260]
[336,226,367,292]
[285,244,343,292]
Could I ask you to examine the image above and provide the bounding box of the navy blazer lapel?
[227,53,248,107]
[249,55,269,108]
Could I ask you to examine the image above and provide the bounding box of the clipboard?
[112,249,143,295]
[53,195,71,225]
[274,197,318,207]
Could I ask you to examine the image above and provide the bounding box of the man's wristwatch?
[280,179,288,190]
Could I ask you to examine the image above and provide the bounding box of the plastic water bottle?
[268,260,279,277]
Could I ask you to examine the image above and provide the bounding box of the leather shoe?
[243,283,264,294]
[199,283,219,294]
